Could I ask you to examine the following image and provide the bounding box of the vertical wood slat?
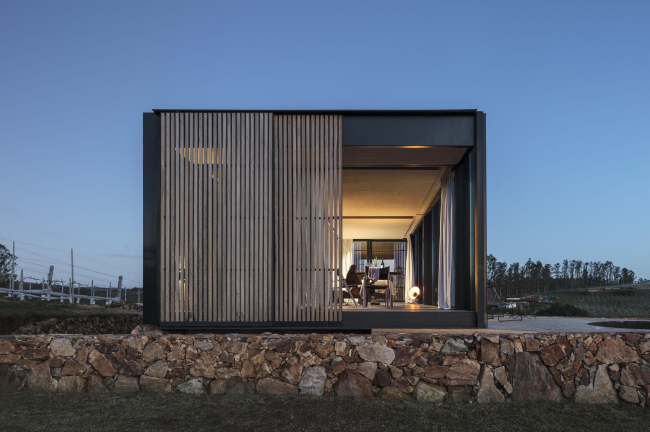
[173,114,179,322]
[206,113,212,322]
[273,115,342,322]
[159,112,273,323]
[197,113,202,320]
[225,113,232,322]
[160,112,340,324]
[189,114,194,321]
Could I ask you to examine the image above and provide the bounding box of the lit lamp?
[408,286,421,304]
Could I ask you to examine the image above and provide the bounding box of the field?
[0,296,141,334]
[544,288,650,318]
[0,392,649,432]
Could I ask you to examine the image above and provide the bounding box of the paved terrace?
[375,317,650,335]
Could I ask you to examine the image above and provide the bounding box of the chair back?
[378,266,390,280]
[487,286,503,306]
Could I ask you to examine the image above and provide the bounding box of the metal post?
[47,266,54,301]
[70,249,74,298]
[47,266,53,291]
[118,276,123,302]
[10,241,15,293]
[90,280,95,305]
[19,269,24,300]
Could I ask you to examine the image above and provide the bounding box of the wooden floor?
[342,301,438,311]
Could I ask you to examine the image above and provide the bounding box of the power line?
[16,254,139,287]
[73,253,143,278]
[0,237,68,253]
[3,237,142,288]
[16,246,140,285]
[0,236,143,278]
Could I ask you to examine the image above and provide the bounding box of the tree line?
[0,244,15,287]
[487,255,648,298]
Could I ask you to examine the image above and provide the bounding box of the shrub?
[535,302,590,317]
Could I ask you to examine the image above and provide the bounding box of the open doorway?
[341,166,443,311]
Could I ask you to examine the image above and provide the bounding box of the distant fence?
[561,282,650,292]
[564,287,650,319]
[0,284,142,306]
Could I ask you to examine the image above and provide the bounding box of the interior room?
[340,145,468,313]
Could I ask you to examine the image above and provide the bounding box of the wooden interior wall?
[159,112,273,323]
[274,115,343,322]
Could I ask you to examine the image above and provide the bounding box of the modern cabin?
[143,110,487,330]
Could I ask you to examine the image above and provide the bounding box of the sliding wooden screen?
[159,112,273,323]
[274,115,343,322]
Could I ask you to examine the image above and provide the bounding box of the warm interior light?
[175,147,226,164]
[409,286,421,300]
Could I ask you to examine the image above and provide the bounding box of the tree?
[621,268,636,285]
[486,254,641,296]
[0,243,17,288]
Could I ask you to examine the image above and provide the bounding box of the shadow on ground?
[0,391,648,432]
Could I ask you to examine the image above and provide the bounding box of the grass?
[0,295,141,334]
[0,392,648,432]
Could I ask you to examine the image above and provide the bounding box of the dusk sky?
[1,0,648,286]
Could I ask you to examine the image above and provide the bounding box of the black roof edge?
[151,109,481,116]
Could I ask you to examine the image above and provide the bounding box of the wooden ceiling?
[342,169,442,239]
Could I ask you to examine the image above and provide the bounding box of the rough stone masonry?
[0,331,649,406]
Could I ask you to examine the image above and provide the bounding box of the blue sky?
[1,0,648,285]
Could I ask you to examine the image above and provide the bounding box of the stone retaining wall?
[1,332,649,406]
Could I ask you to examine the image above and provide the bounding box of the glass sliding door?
[352,240,407,301]
[410,201,440,306]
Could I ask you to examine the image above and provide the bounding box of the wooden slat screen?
[159,112,273,322]
[274,115,343,322]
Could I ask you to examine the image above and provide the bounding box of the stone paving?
[375,317,650,335]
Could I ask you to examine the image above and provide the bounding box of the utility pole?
[47,266,54,292]
[90,280,95,305]
[70,249,74,298]
[118,276,123,301]
[47,266,54,301]
[10,241,15,293]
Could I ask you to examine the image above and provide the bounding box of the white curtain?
[405,235,414,302]
[438,168,455,309]
[341,239,354,278]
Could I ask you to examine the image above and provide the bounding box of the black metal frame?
[143,110,487,330]
[143,113,161,325]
